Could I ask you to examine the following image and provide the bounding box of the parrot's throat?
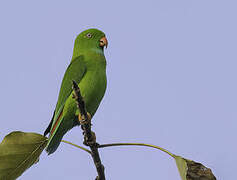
[90,48,104,55]
[73,46,104,59]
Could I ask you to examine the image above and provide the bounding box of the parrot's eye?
[86,33,92,38]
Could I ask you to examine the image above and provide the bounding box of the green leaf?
[174,155,216,180]
[0,131,47,180]
[175,156,188,180]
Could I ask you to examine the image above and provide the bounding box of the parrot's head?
[73,28,108,57]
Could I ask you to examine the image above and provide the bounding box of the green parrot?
[44,28,108,154]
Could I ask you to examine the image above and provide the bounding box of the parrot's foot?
[78,112,91,125]
[83,131,98,146]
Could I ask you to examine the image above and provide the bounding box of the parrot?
[44,28,108,154]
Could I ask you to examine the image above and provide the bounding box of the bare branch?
[72,80,106,180]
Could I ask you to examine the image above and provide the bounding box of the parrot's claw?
[78,112,97,146]
[78,112,91,125]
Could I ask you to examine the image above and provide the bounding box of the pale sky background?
[0,0,236,179]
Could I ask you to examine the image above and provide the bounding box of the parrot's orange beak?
[100,37,108,48]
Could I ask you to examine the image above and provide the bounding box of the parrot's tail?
[45,117,73,155]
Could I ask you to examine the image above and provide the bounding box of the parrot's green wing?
[55,55,86,117]
[44,55,86,153]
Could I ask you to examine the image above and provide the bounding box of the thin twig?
[98,143,176,158]
[72,80,106,180]
[61,140,91,154]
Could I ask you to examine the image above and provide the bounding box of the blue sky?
[0,0,236,179]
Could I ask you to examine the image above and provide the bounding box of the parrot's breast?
[79,68,107,116]
[62,54,107,124]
